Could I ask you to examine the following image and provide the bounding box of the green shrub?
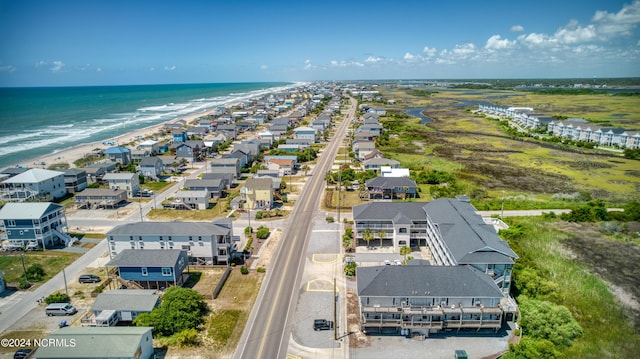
[174,328,199,346]
[344,262,357,276]
[256,267,266,273]
[18,278,30,290]
[256,226,270,239]
[45,292,70,304]
[244,226,253,235]
[240,266,249,275]
[326,216,334,223]
[26,264,46,281]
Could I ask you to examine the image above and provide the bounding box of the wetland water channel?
[406,98,493,124]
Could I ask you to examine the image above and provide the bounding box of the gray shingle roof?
[357,265,504,298]
[353,198,518,265]
[365,176,417,189]
[424,198,518,264]
[92,290,159,312]
[107,218,232,237]
[106,249,185,267]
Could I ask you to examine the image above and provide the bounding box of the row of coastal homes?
[478,105,640,149]
[353,197,519,337]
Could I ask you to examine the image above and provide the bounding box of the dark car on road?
[313,319,334,331]
[13,348,33,359]
[78,274,101,283]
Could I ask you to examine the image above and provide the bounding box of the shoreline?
[9,82,305,171]
[16,107,218,170]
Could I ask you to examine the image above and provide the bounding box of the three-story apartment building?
[106,218,234,265]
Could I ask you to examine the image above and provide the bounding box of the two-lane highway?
[234,97,356,359]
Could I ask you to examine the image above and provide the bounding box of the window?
[159,236,163,241]
[399,228,407,233]
[138,236,143,241]
[7,220,15,226]
[198,236,202,241]
[141,267,148,276]
[162,268,172,276]
[129,236,134,241]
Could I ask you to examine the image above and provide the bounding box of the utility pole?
[501,190,505,218]
[62,268,69,298]
[334,276,338,341]
[20,253,28,284]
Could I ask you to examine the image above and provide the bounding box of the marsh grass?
[507,217,640,358]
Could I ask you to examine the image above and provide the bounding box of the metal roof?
[2,168,64,183]
[0,202,64,220]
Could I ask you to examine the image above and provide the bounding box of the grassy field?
[376,88,640,207]
[0,251,82,285]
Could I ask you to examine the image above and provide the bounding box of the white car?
[384,259,391,265]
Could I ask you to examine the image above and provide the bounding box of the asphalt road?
[0,240,107,334]
[234,97,356,359]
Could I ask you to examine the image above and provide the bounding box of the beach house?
[365,176,417,200]
[172,190,210,210]
[0,168,67,202]
[104,147,132,165]
[242,178,274,210]
[63,169,88,193]
[106,218,234,265]
[74,188,128,209]
[0,202,71,250]
[103,172,140,198]
[209,157,241,179]
[138,157,164,181]
[293,126,317,142]
[107,249,188,289]
[185,178,225,199]
[84,289,159,327]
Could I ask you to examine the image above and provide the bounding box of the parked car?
[78,274,101,283]
[13,349,33,359]
[45,303,77,316]
[313,319,333,331]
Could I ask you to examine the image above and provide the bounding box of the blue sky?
[0,0,638,86]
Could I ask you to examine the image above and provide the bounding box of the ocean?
[0,82,295,169]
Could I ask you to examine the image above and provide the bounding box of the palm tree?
[400,245,412,264]
[377,229,386,248]
[362,227,374,249]
[301,164,310,176]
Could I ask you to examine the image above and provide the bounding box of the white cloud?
[485,35,515,50]
[260,64,269,70]
[511,25,524,32]
[555,20,598,44]
[0,65,16,72]
[452,43,476,57]
[303,59,316,70]
[149,67,156,71]
[164,65,176,71]
[422,46,437,57]
[35,60,65,72]
[50,61,65,72]
[592,0,640,37]
[330,60,364,67]
[365,56,385,63]
[96,67,102,72]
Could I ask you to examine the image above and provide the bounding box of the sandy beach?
[16,108,219,170]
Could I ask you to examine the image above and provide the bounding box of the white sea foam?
[1,82,305,165]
